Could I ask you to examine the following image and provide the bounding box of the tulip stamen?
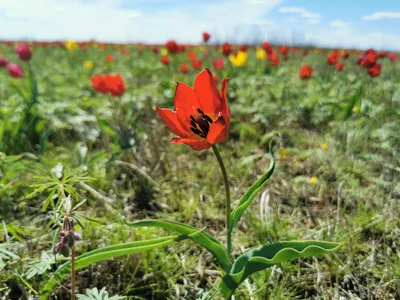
[190,109,213,138]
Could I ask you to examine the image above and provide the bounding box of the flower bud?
[7,63,24,78]
[0,57,8,67]
[15,43,32,61]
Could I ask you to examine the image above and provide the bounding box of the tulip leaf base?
[217,241,341,298]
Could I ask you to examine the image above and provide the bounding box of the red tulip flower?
[267,52,279,66]
[192,59,202,70]
[336,63,344,71]
[152,45,159,54]
[327,51,339,65]
[91,74,108,94]
[165,40,179,54]
[299,65,312,80]
[202,32,211,43]
[388,53,397,62]
[106,54,114,62]
[7,63,24,78]
[222,43,232,56]
[0,57,8,67]
[368,64,381,77]
[341,51,350,59]
[188,51,197,61]
[160,56,170,65]
[180,63,189,74]
[15,43,32,61]
[279,46,289,55]
[361,52,377,68]
[303,49,309,56]
[239,45,249,52]
[105,74,125,97]
[213,58,224,70]
[262,42,272,53]
[156,69,230,151]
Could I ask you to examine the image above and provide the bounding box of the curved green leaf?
[230,142,275,230]
[219,240,341,298]
[40,235,187,299]
[126,219,231,271]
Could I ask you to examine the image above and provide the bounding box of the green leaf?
[230,142,275,230]
[126,219,231,271]
[219,240,341,298]
[40,235,189,299]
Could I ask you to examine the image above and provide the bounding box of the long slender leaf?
[218,240,341,298]
[229,142,275,230]
[40,235,188,299]
[126,219,231,271]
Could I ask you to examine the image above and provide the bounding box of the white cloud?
[363,12,400,20]
[330,20,350,28]
[0,0,283,43]
[279,6,321,21]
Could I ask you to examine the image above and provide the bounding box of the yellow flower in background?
[84,60,94,70]
[229,51,248,67]
[160,48,168,56]
[256,48,266,60]
[82,96,89,101]
[280,148,288,158]
[309,177,318,184]
[65,40,78,51]
[353,106,360,112]
[320,143,328,150]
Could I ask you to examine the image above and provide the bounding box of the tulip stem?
[212,145,232,258]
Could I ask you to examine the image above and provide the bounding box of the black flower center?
[190,108,213,138]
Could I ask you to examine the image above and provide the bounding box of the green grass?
[0,43,399,299]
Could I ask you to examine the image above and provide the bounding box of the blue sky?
[0,0,399,50]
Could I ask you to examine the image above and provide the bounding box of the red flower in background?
[91,74,108,94]
[202,32,211,43]
[188,51,197,61]
[299,65,312,80]
[336,63,344,71]
[192,59,202,70]
[222,43,232,56]
[7,63,24,78]
[361,52,377,68]
[106,55,114,62]
[213,73,219,85]
[156,69,230,151]
[268,52,279,66]
[165,40,180,54]
[368,64,381,77]
[303,49,309,56]
[213,58,224,70]
[123,49,130,56]
[377,51,387,58]
[388,53,397,62]
[0,57,8,67]
[262,42,272,53]
[239,45,249,52]
[341,51,350,59]
[15,43,32,61]
[279,46,289,55]
[152,45,159,54]
[327,51,339,65]
[180,63,189,74]
[105,74,125,97]
[160,56,170,65]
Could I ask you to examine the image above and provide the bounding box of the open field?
[0,40,399,299]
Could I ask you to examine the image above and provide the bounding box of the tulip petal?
[194,69,223,117]
[156,107,187,137]
[174,82,202,131]
[172,137,211,151]
[206,116,228,145]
